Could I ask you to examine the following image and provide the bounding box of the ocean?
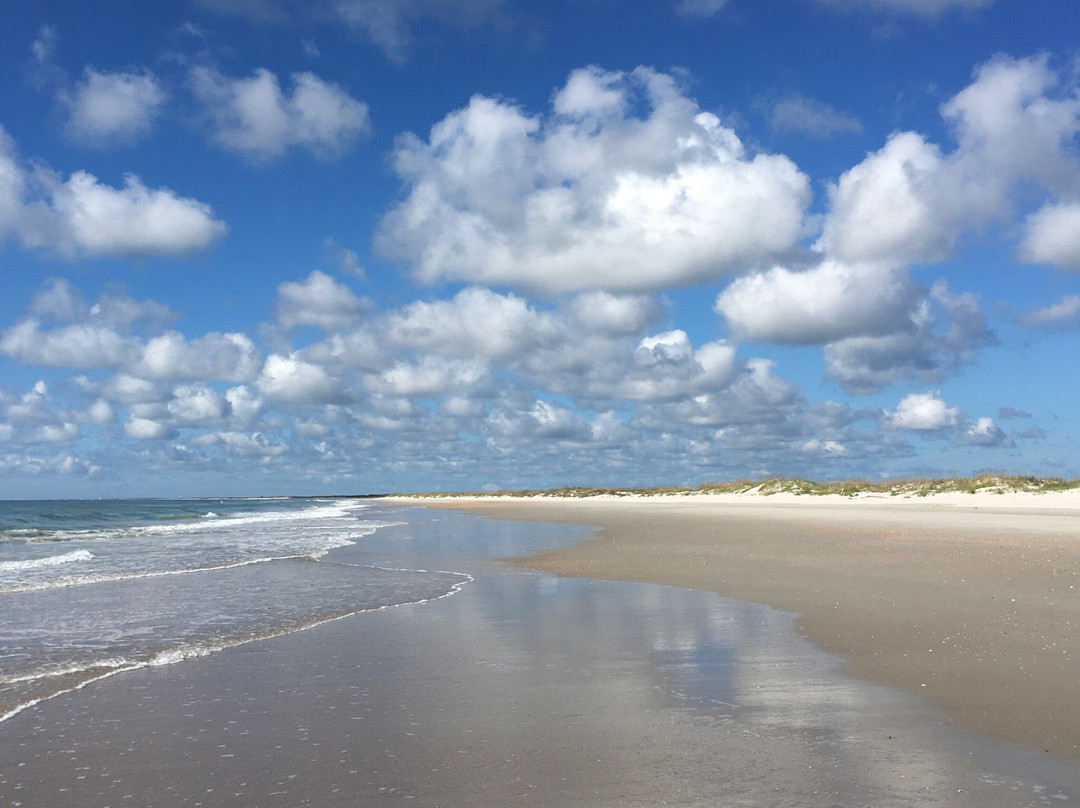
[0,497,469,723]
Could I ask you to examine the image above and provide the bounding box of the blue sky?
[1,0,1079,497]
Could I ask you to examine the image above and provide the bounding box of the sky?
[1,0,1079,498]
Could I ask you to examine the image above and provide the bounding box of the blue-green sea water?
[0,497,468,720]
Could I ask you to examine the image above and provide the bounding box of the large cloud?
[1,283,259,382]
[727,54,1079,392]
[385,287,560,358]
[822,282,994,393]
[715,261,921,344]
[714,261,994,393]
[818,55,1080,266]
[136,332,261,381]
[27,279,176,330]
[256,353,341,403]
[0,125,225,257]
[377,66,810,294]
[190,67,371,161]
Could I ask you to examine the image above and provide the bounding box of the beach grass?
[398,474,1080,499]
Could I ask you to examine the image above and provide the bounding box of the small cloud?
[676,0,728,17]
[124,416,178,440]
[324,237,365,279]
[31,24,58,65]
[190,67,371,161]
[1020,295,1080,330]
[62,68,166,148]
[768,93,863,138]
[1019,202,1080,271]
[274,271,367,331]
[997,406,1031,420]
[27,24,65,89]
[816,0,995,19]
[883,391,960,431]
[1018,425,1047,440]
[302,39,320,59]
[192,0,287,22]
[958,416,1012,447]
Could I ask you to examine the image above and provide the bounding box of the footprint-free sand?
[414,491,1080,765]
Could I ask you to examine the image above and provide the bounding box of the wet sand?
[4,504,1080,806]
[409,494,1080,766]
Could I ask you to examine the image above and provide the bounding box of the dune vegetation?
[400,475,1080,499]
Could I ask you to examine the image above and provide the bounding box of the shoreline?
[385,491,1080,765]
[6,503,1080,805]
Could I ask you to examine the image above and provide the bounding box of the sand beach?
[411,488,1080,766]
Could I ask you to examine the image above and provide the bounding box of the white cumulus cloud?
[377,65,810,294]
[1019,202,1080,270]
[137,332,260,382]
[257,353,340,403]
[124,416,177,440]
[49,172,226,257]
[62,67,166,147]
[884,391,960,430]
[715,261,921,344]
[191,67,371,161]
[959,416,1011,446]
[822,281,994,393]
[386,287,557,358]
[369,357,490,398]
[275,271,367,331]
[0,320,137,369]
[818,55,1080,267]
[0,125,225,257]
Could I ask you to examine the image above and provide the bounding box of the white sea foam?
[149,646,217,666]
[12,500,366,545]
[0,511,403,594]
[3,657,130,685]
[0,549,93,572]
[0,563,473,726]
